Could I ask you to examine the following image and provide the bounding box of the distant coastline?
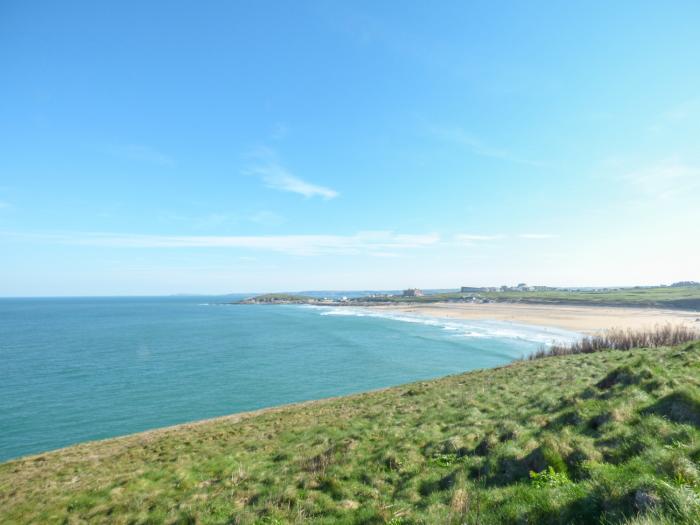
[234,285,700,335]
[234,284,700,311]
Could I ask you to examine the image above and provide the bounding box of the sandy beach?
[368,302,700,335]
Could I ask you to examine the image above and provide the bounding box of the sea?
[0,296,579,462]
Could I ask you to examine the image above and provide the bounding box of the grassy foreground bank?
[3,343,700,524]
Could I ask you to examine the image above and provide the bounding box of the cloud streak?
[623,159,700,200]
[519,233,559,239]
[4,230,438,256]
[246,150,339,199]
[454,233,557,243]
[453,234,505,243]
[260,166,339,199]
[249,210,286,226]
[431,127,544,167]
[3,230,558,257]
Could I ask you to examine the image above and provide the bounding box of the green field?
[239,293,319,304]
[3,341,700,524]
[358,286,700,310]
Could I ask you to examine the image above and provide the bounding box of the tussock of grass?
[2,341,700,524]
[644,389,700,427]
[530,325,700,359]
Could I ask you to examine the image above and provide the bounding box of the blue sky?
[1,1,699,295]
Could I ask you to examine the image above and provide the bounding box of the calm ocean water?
[0,296,579,461]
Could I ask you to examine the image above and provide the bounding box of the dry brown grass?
[530,324,700,359]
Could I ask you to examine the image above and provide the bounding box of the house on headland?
[402,288,424,297]
[499,283,536,292]
[461,286,499,293]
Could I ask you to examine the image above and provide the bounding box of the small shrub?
[430,453,460,468]
[529,466,571,488]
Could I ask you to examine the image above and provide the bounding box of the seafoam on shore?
[310,306,581,346]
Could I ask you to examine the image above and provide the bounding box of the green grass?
[481,286,700,309]
[3,342,700,524]
[241,286,700,309]
[240,293,318,303]
[357,286,700,310]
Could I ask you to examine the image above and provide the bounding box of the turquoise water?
[0,297,578,462]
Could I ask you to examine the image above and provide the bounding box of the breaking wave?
[311,306,580,346]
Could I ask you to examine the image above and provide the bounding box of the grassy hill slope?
[357,286,700,310]
[480,286,700,309]
[239,293,319,304]
[3,342,700,524]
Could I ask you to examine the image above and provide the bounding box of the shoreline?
[2,392,379,465]
[7,301,699,464]
[363,301,700,335]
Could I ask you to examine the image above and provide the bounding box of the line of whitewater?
[302,305,581,346]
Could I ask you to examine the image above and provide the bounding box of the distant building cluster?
[460,286,499,293]
[389,281,699,301]
[500,283,537,292]
[460,284,550,293]
[670,281,700,288]
[398,284,551,299]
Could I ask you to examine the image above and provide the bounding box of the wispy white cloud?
[249,210,286,226]
[4,230,439,256]
[156,211,238,230]
[252,164,338,199]
[367,251,402,258]
[245,148,339,199]
[519,233,559,239]
[430,127,544,167]
[452,233,505,247]
[455,233,556,243]
[159,209,287,229]
[647,97,700,135]
[662,97,700,122]
[453,234,504,244]
[623,159,700,200]
[3,228,561,258]
[107,144,175,166]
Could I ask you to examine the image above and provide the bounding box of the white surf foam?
[310,306,580,346]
